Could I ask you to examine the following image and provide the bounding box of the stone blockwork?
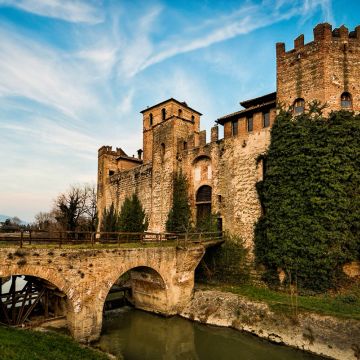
[0,246,205,343]
[97,22,360,252]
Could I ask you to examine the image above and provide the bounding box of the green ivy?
[255,106,360,291]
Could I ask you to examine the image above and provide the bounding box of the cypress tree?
[166,172,192,232]
[118,193,148,232]
[100,203,119,232]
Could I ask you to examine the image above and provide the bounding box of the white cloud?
[115,0,330,77]
[0,0,104,24]
[0,29,99,119]
[0,119,97,157]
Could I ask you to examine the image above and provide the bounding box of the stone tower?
[140,98,202,231]
[276,23,360,113]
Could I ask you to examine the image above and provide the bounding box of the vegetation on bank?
[0,326,109,360]
[196,234,250,284]
[197,282,360,320]
[255,105,360,291]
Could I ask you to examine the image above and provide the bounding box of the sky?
[0,0,359,222]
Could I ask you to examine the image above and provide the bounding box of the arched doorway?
[196,185,212,230]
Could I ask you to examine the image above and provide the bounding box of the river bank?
[0,326,109,360]
[180,289,360,360]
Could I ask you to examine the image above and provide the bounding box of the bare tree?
[54,183,97,231]
[34,211,57,231]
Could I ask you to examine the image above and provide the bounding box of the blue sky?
[0,0,359,221]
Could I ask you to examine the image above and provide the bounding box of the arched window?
[191,115,195,122]
[341,92,352,109]
[149,113,153,127]
[162,108,166,121]
[178,109,182,117]
[293,98,305,114]
[160,143,165,162]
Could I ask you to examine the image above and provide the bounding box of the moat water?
[95,307,322,360]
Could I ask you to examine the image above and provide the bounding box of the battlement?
[98,146,128,158]
[276,23,360,56]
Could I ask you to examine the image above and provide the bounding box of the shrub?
[196,233,250,284]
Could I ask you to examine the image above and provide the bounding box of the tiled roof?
[217,100,276,125]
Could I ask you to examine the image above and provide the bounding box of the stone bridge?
[0,245,208,342]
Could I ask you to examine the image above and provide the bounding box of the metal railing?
[0,230,224,248]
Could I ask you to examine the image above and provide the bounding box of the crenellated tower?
[276,23,360,113]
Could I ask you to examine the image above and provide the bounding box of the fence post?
[20,230,23,248]
[29,230,32,246]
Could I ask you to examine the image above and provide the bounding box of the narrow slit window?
[247,117,253,132]
[263,111,270,128]
[162,108,166,121]
[178,109,182,117]
[231,120,238,136]
[149,113,153,126]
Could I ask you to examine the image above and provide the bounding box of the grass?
[197,282,360,320]
[0,326,109,360]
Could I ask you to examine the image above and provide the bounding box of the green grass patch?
[197,282,360,320]
[0,326,108,360]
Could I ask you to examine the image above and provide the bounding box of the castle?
[97,23,360,249]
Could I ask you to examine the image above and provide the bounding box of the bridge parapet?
[0,231,223,248]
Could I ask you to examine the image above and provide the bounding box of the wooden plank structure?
[0,275,66,327]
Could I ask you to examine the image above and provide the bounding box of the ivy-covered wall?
[255,107,360,291]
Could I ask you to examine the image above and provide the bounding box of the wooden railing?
[0,230,223,248]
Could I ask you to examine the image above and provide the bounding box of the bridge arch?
[99,264,169,311]
[0,265,76,332]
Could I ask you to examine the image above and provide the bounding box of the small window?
[218,195,222,203]
[231,120,238,136]
[109,170,115,176]
[183,141,187,150]
[293,98,305,114]
[263,111,270,128]
[178,109,182,117]
[247,117,253,132]
[191,115,195,122]
[160,143,165,161]
[162,108,166,121]
[149,113,153,126]
[341,92,352,109]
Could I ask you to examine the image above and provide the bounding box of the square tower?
[277,23,360,113]
[141,98,201,163]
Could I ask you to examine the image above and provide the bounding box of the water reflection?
[96,307,322,360]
